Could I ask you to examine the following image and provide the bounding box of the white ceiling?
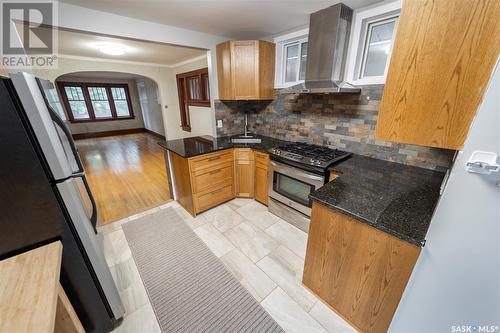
[51,27,207,66]
[59,0,384,39]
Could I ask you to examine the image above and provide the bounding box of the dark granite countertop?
[159,135,445,246]
[157,134,287,158]
[310,155,446,247]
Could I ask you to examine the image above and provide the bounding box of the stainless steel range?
[267,142,351,233]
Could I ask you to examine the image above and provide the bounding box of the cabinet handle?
[212,188,223,194]
[208,156,221,161]
[209,169,222,175]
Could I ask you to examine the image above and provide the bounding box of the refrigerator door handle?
[73,172,98,233]
[48,104,85,174]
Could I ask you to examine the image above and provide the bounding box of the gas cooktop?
[269,142,352,170]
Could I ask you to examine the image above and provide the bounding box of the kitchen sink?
[231,136,262,144]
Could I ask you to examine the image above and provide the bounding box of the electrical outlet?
[217,119,223,128]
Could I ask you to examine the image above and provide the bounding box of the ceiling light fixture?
[97,43,127,56]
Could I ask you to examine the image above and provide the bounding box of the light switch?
[217,119,223,128]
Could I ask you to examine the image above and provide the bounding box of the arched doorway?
[55,71,171,225]
[55,71,164,139]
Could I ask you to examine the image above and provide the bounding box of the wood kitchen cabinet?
[254,151,269,205]
[234,148,254,198]
[169,149,235,216]
[303,202,421,333]
[376,0,500,149]
[168,148,271,215]
[216,40,275,100]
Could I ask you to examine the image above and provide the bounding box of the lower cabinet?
[303,202,421,333]
[254,151,269,205]
[168,148,270,216]
[234,148,254,198]
[169,149,235,216]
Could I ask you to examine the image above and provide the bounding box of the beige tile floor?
[97,199,355,333]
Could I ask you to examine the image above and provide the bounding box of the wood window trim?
[57,82,135,123]
[176,67,210,132]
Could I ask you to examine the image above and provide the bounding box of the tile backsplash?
[215,85,455,171]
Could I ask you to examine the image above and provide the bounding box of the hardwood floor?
[76,133,171,225]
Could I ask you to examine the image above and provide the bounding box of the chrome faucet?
[242,112,251,138]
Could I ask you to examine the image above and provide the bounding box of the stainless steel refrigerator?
[0,72,125,332]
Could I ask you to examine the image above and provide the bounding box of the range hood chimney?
[282,3,360,94]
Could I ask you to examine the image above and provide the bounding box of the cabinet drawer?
[254,151,269,167]
[234,148,253,161]
[193,164,233,193]
[195,184,234,213]
[190,150,233,173]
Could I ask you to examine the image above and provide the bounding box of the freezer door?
[36,78,67,120]
[56,178,125,320]
[10,72,73,180]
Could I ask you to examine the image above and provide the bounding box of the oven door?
[268,160,324,216]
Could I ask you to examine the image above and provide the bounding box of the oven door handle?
[270,161,324,182]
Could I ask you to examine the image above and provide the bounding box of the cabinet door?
[235,159,254,198]
[376,0,500,149]
[254,163,268,205]
[258,41,276,100]
[231,40,259,100]
[216,41,233,100]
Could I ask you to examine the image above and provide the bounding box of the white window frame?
[345,0,402,86]
[273,28,309,88]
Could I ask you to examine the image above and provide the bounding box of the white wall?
[389,61,500,332]
[55,75,145,134]
[137,77,164,136]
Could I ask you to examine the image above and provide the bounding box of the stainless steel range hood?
[282,3,360,94]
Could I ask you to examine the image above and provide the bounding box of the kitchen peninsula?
[158,134,447,333]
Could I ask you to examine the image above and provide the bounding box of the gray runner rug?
[122,207,284,333]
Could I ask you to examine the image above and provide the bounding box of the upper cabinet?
[376,0,500,150]
[216,40,275,100]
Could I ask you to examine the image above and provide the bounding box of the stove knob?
[310,159,315,164]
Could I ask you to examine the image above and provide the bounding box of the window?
[64,86,89,120]
[58,82,134,122]
[284,40,308,83]
[273,28,309,88]
[88,86,112,118]
[345,0,401,85]
[176,68,210,132]
[111,87,131,117]
[358,16,398,79]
